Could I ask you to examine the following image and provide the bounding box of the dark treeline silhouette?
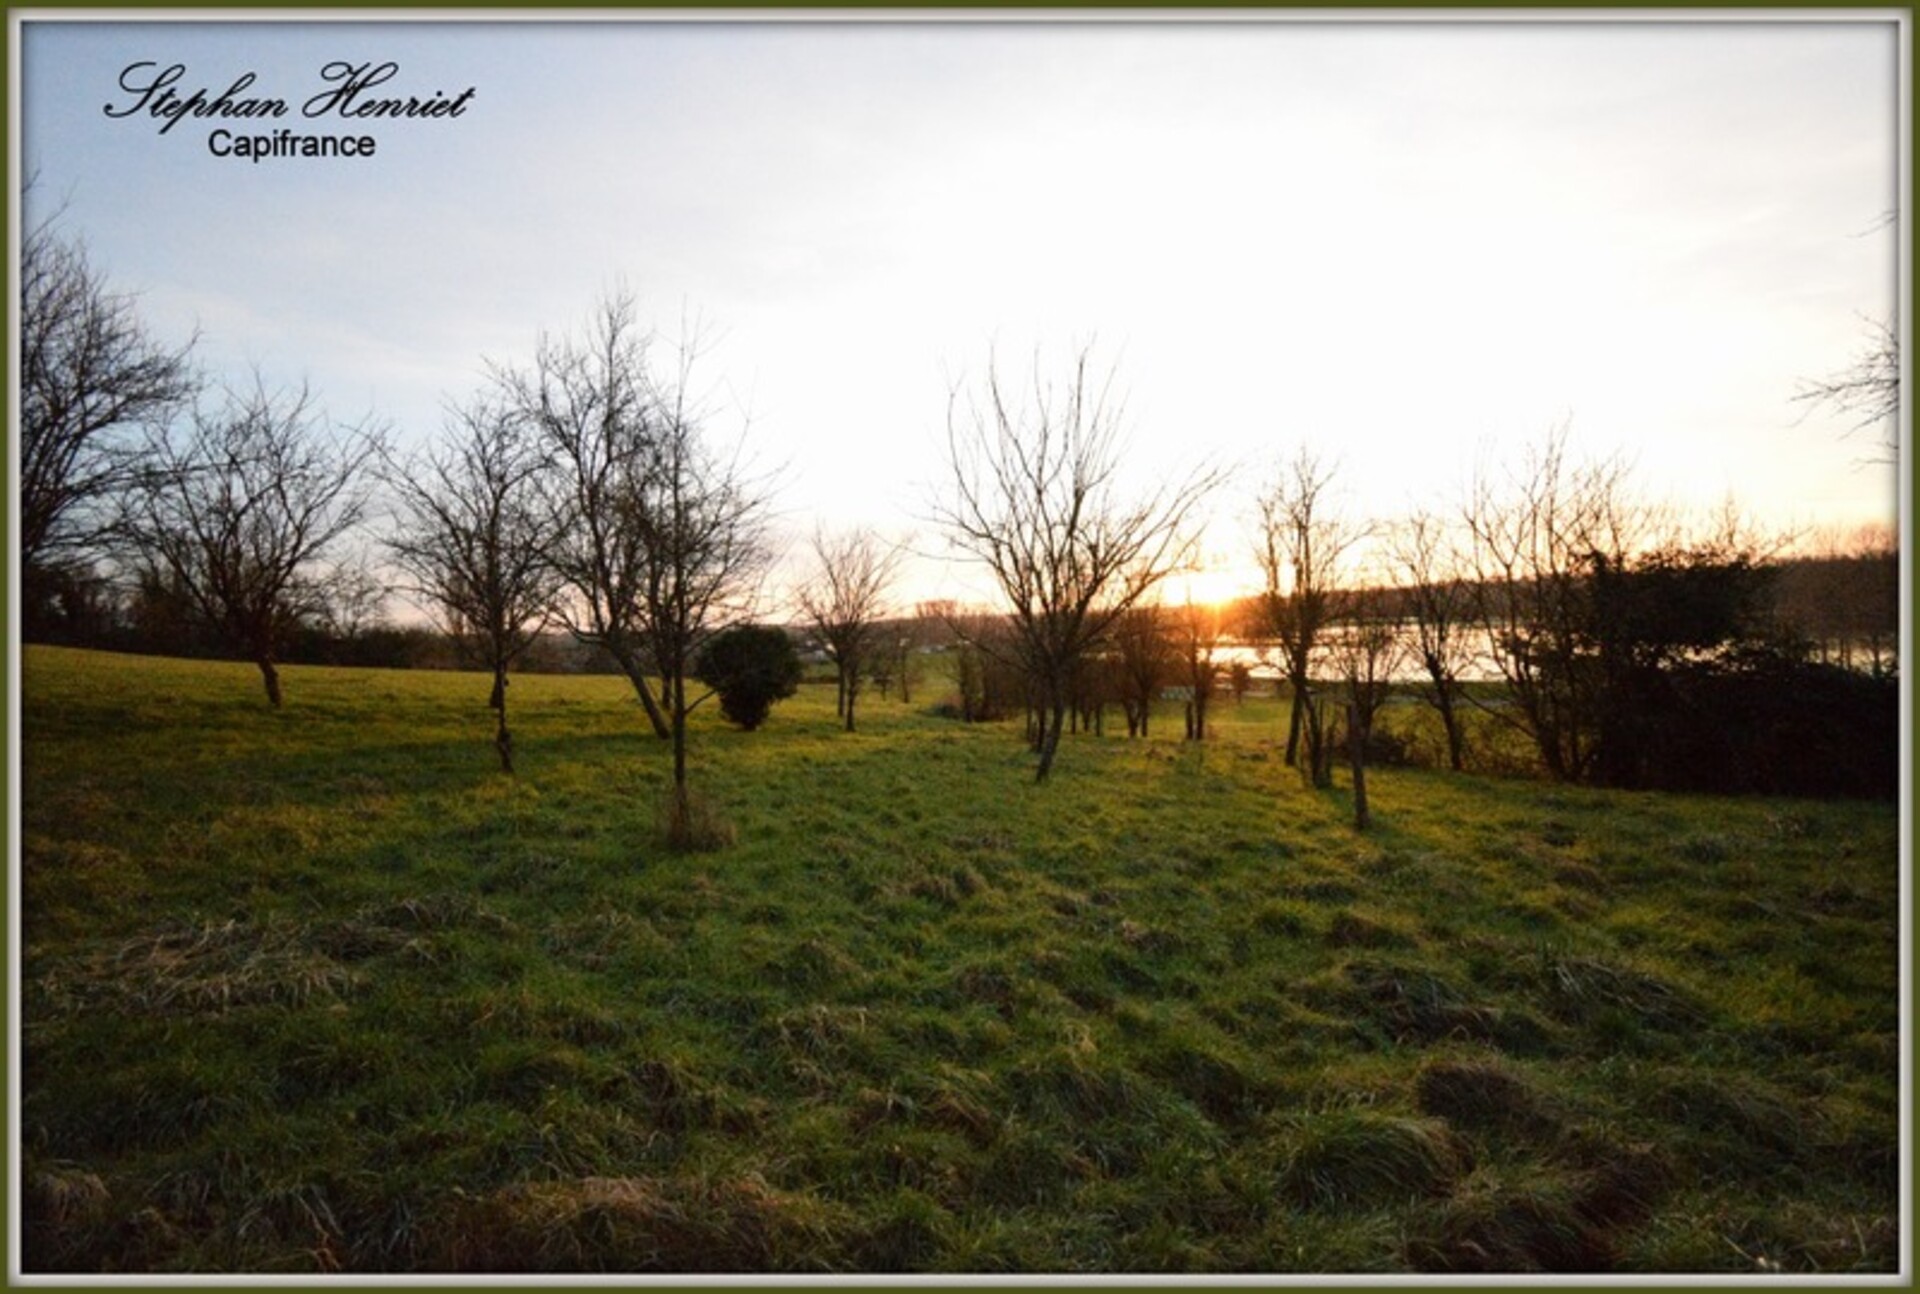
[1208,544,1899,673]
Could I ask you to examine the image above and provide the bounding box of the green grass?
[18,645,1902,1273]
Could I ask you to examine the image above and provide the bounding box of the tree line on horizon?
[22,211,1901,832]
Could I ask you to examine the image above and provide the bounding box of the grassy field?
[17,644,1904,1274]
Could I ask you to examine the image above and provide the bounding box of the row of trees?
[23,214,784,826]
[921,359,1897,801]
[24,209,1899,815]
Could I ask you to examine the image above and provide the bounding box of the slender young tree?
[1175,597,1225,741]
[935,346,1219,781]
[796,526,904,733]
[1253,450,1364,771]
[120,377,381,706]
[1111,601,1176,738]
[508,293,674,739]
[384,389,561,772]
[1330,609,1405,745]
[1390,508,1475,771]
[1320,578,1405,828]
[625,349,775,838]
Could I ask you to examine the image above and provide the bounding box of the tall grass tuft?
[1276,1110,1469,1210]
[655,784,737,854]
[439,1174,849,1272]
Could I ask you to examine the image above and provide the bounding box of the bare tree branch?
[1793,314,1899,462]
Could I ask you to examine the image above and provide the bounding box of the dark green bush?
[694,625,803,731]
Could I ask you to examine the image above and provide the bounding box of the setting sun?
[1172,560,1257,612]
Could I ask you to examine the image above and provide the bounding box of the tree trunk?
[255,655,283,708]
[1348,702,1371,831]
[494,668,514,775]
[1439,693,1465,772]
[672,671,689,791]
[1035,698,1067,783]
[1284,680,1306,765]
[1307,697,1334,789]
[607,638,672,739]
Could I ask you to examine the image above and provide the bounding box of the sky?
[14,13,1906,611]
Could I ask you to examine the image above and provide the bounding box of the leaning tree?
[506,293,675,739]
[935,346,1219,782]
[120,377,381,706]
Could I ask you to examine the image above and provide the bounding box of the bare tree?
[1389,508,1475,771]
[1175,597,1225,741]
[873,607,931,705]
[311,559,391,645]
[1253,450,1364,771]
[935,347,1220,781]
[119,378,381,706]
[384,389,561,772]
[626,349,776,828]
[507,294,673,739]
[20,212,197,624]
[1327,607,1406,832]
[796,526,904,733]
[1330,611,1405,744]
[1462,426,1646,781]
[1110,602,1175,738]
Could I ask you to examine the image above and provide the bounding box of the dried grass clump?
[1327,958,1544,1050]
[1405,1175,1614,1273]
[440,1174,847,1272]
[1414,1056,1555,1136]
[761,937,863,993]
[26,1163,110,1228]
[656,786,737,854]
[1324,910,1413,949]
[37,918,357,1016]
[1531,949,1703,1029]
[22,1162,115,1271]
[920,1078,999,1147]
[1277,1110,1470,1210]
[1008,1046,1155,1127]
[1646,1068,1807,1162]
[768,1003,872,1061]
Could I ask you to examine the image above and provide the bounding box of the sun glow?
[1172,562,1258,613]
